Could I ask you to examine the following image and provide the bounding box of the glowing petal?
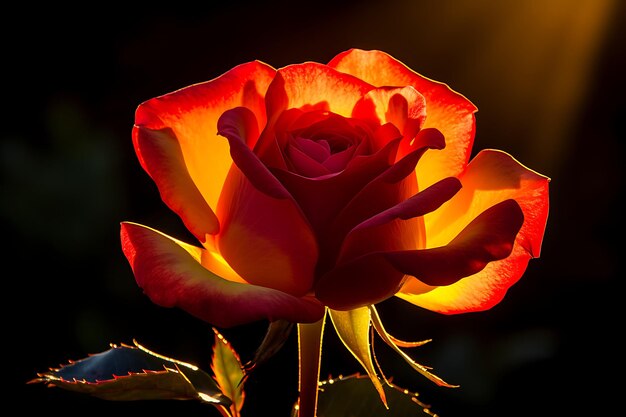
[133,126,220,240]
[329,48,477,188]
[400,150,550,313]
[328,308,387,407]
[264,62,373,123]
[134,61,275,235]
[120,222,325,327]
[316,199,523,310]
[352,86,427,156]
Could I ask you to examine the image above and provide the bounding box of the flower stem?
[297,313,326,417]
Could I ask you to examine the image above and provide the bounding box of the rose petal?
[264,62,374,122]
[272,137,401,233]
[352,86,427,156]
[217,109,319,297]
[120,222,325,327]
[398,150,550,313]
[291,136,331,163]
[216,164,318,297]
[286,143,332,177]
[325,128,445,257]
[133,126,220,240]
[337,177,462,262]
[133,61,275,239]
[329,49,477,188]
[315,199,523,310]
[217,107,291,199]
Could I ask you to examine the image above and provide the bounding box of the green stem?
[297,313,326,417]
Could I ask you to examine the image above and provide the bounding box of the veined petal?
[316,200,523,310]
[329,49,477,189]
[328,308,387,407]
[134,61,275,239]
[399,150,550,313]
[120,222,325,327]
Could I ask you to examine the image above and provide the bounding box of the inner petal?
[292,136,331,163]
[286,143,332,177]
[323,145,357,173]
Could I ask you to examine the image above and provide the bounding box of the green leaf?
[31,340,231,407]
[211,328,245,416]
[328,307,387,407]
[310,374,438,417]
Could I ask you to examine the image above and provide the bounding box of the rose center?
[281,113,373,178]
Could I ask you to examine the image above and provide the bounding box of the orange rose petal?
[423,149,550,254]
[352,86,427,155]
[134,61,275,232]
[399,150,550,313]
[120,222,325,327]
[264,62,373,123]
[329,49,477,188]
[385,199,524,286]
[316,200,523,311]
[133,126,220,240]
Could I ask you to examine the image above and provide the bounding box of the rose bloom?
[121,49,549,329]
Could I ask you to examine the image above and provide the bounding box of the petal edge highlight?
[120,222,325,327]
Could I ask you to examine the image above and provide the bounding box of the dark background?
[5,1,623,415]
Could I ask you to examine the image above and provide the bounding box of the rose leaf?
[30,340,232,407]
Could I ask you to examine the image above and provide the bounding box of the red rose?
[121,49,549,328]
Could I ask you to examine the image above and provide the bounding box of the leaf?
[30,340,232,406]
[302,374,438,417]
[369,306,458,388]
[328,307,387,407]
[211,328,245,416]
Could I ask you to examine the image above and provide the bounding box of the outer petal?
[120,222,325,327]
[329,49,477,189]
[133,61,275,240]
[264,62,374,122]
[399,150,550,313]
[216,163,318,297]
[316,200,523,310]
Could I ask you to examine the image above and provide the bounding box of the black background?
[5,1,624,416]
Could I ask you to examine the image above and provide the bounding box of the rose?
[121,49,549,328]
